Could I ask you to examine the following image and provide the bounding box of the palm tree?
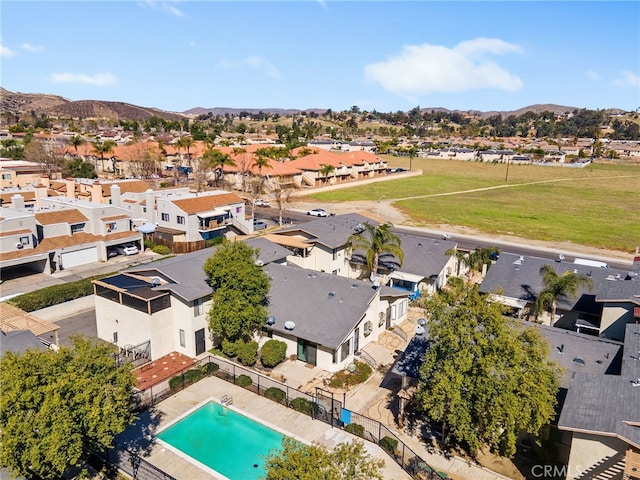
[68,135,86,156]
[347,222,404,280]
[319,164,335,185]
[445,247,467,276]
[92,139,116,173]
[176,136,195,166]
[252,154,271,194]
[203,147,236,187]
[535,264,593,322]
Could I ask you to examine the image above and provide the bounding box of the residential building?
[480,253,636,340]
[93,237,410,372]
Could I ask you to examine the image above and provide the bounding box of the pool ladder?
[221,395,233,406]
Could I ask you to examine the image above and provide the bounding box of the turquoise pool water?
[157,400,285,479]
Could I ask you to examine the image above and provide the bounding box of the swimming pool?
[157,399,288,480]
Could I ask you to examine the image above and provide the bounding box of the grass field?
[304,157,640,253]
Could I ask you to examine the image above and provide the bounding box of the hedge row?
[6,275,105,312]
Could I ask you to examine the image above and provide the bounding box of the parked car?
[106,248,118,258]
[115,243,139,256]
[307,208,329,217]
[253,220,268,231]
[254,199,270,207]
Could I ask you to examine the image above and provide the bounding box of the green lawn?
[305,158,640,253]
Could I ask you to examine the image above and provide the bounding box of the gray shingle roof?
[0,330,46,355]
[558,324,640,448]
[264,263,386,350]
[382,233,456,278]
[596,275,640,305]
[278,213,375,249]
[480,253,629,311]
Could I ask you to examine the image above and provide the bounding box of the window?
[340,338,351,362]
[70,223,85,234]
[143,207,147,213]
[235,206,242,214]
[177,215,185,225]
[364,321,373,336]
[179,329,186,348]
[106,222,116,232]
[399,299,407,317]
[19,236,30,246]
[2,174,11,180]
[161,213,169,222]
[194,298,203,316]
[113,332,118,344]
[378,311,385,327]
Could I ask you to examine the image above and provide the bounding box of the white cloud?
[51,72,118,86]
[364,38,523,95]
[612,70,640,88]
[138,1,185,17]
[586,70,600,80]
[218,55,281,79]
[1,40,18,58]
[22,43,45,52]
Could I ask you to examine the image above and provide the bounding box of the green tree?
[318,164,335,185]
[62,157,98,178]
[535,264,593,322]
[92,139,116,172]
[68,134,86,154]
[347,222,404,279]
[416,282,561,457]
[203,240,270,343]
[176,135,195,166]
[0,337,136,480]
[262,438,384,480]
[252,152,271,194]
[203,147,236,187]
[466,246,500,273]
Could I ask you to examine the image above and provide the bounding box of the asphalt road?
[255,206,634,271]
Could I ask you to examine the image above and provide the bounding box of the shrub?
[169,369,203,391]
[221,339,239,357]
[290,397,316,416]
[201,362,219,375]
[159,181,170,188]
[260,339,288,368]
[379,436,398,455]
[143,239,155,249]
[7,276,101,312]
[205,237,224,248]
[265,387,286,404]
[152,245,170,255]
[328,361,373,389]
[345,423,365,437]
[236,374,252,388]
[236,341,258,366]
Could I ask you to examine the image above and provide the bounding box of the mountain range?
[0,88,626,122]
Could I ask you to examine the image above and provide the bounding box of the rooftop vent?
[284,321,295,331]
[632,378,640,387]
[573,356,586,366]
[151,277,161,287]
[557,344,565,354]
[328,292,336,297]
[266,316,276,326]
[351,283,359,289]
[558,254,565,261]
[255,260,264,267]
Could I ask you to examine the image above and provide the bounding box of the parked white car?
[307,208,329,217]
[115,243,139,255]
[254,199,270,207]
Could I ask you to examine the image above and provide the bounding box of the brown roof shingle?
[171,192,243,215]
[35,209,88,225]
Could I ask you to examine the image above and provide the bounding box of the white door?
[60,247,98,268]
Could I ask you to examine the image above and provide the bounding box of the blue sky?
[2,1,639,114]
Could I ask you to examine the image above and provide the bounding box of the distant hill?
[0,89,628,122]
[0,88,186,122]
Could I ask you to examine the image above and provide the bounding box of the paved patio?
[116,376,411,480]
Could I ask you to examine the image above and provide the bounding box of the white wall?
[600,302,634,341]
[565,432,629,480]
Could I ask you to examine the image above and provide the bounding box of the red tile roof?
[171,192,244,214]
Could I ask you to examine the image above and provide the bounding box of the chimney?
[145,189,155,223]
[11,194,25,210]
[91,181,103,204]
[65,178,75,199]
[34,184,47,208]
[40,176,50,188]
[110,184,121,207]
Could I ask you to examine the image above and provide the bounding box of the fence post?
[257,374,260,394]
[233,364,236,384]
[378,422,382,443]
[402,442,405,468]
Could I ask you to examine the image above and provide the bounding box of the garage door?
[60,247,98,269]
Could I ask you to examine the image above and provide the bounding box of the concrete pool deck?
[115,375,411,480]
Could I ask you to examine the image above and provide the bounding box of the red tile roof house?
[0,195,141,274]
[152,189,252,244]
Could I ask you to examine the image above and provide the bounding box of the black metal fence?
[107,354,446,480]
